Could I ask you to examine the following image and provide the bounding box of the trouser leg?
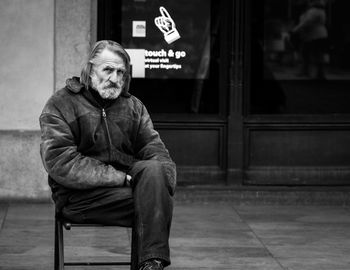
[301,42,311,75]
[61,187,134,226]
[129,160,173,267]
[59,160,173,267]
[313,39,326,79]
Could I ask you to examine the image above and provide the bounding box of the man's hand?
[124,174,133,187]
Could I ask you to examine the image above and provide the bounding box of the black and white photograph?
[1,0,350,269]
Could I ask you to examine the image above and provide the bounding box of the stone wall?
[0,0,53,130]
[55,0,95,90]
[0,0,94,200]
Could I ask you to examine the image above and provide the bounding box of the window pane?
[98,0,221,114]
[250,0,350,114]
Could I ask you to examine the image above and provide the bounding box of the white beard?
[90,74,123,100]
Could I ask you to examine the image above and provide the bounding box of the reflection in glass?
[250,0,350,114]
[98,0,222,114]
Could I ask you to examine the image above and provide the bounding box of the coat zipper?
[102,108,113,161]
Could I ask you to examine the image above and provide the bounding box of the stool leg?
[131,226,138,270]
[55,218,64,270]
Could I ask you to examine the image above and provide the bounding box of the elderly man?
[40,40,176,270]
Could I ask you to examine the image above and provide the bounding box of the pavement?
[1,196,350,270]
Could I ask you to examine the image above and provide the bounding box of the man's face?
[90,48,126,100]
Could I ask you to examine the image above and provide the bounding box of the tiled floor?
[1,202,350,269]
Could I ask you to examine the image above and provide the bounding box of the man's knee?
[132,160,163,174]
[130,160,166,185]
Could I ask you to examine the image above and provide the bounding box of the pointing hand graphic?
[154,6,181,44]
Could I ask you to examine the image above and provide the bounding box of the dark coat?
[40,77,176,206]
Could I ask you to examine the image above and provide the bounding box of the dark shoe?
[139,259,164,270]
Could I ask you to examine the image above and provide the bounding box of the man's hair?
[80,40,131,94]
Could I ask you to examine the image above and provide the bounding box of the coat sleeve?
[134,104,177,195]
[40,112,127,189]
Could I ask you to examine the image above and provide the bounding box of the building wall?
[0,0,93,200]
[55,0,95,90]
[0,0,53,130]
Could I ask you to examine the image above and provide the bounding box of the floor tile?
[277,257,350,270]
[0,204,8,229]
[170,202,277,269]
[234,205,350,269]
[1,202,350,269]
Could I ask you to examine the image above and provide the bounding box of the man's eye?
[103,67,113,73]
[117,70,125,75]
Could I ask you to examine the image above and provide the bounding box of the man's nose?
[109,70,123,83]
[109,71,118,83]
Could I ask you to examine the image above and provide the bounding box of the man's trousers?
[61,160,174,267]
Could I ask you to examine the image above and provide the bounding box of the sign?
[121,0,211,79]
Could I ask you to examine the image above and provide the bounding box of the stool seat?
[55,211,138,269]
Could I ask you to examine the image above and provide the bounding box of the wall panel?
[245,125,350,185]
[156,123,227,184]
